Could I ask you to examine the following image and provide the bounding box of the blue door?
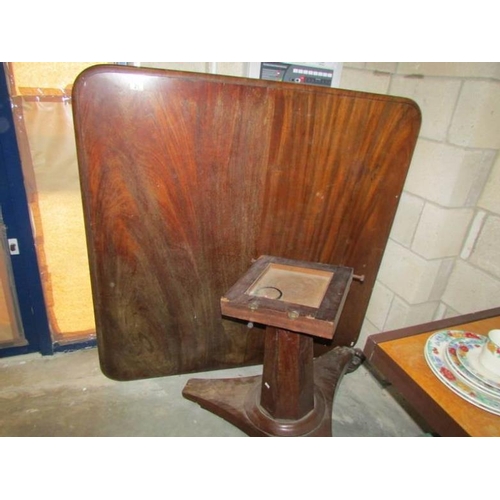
[0,63,52,356]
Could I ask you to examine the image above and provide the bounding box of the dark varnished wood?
[260,328,315,420]
[188,255,353,436]
[221,255,353,339]
[73,65,421,381]
[182,345,356,436]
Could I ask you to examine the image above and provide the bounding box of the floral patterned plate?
[424,330,500,416]
[454,337,500,389]
[446,338,500,397]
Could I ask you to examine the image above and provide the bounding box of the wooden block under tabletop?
[220,255,354,339]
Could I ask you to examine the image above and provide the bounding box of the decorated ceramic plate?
[446,338,500,397]
[424,330,500,416]
[454,337,500,390]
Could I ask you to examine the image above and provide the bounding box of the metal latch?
[8,238,20,255]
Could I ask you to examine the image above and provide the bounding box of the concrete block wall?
[341,62,500,346]
[140,62,500,345]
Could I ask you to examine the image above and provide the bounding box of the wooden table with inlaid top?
[364,307,500,437]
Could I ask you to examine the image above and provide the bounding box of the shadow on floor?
[0,347,428,437]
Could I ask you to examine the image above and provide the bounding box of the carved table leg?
[182,327,356,437]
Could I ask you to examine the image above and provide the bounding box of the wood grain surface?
[73,65,421,380]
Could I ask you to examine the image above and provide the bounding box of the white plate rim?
[455,338,500,389]
[424,330,500,416]
[445,337,500,396]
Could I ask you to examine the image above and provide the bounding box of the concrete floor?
[0,347,429,437]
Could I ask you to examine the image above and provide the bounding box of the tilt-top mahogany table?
[72,65,421,436]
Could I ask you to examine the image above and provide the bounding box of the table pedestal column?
[182,255,362,436]
[260,327,314,420]
[182,329,359,437]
